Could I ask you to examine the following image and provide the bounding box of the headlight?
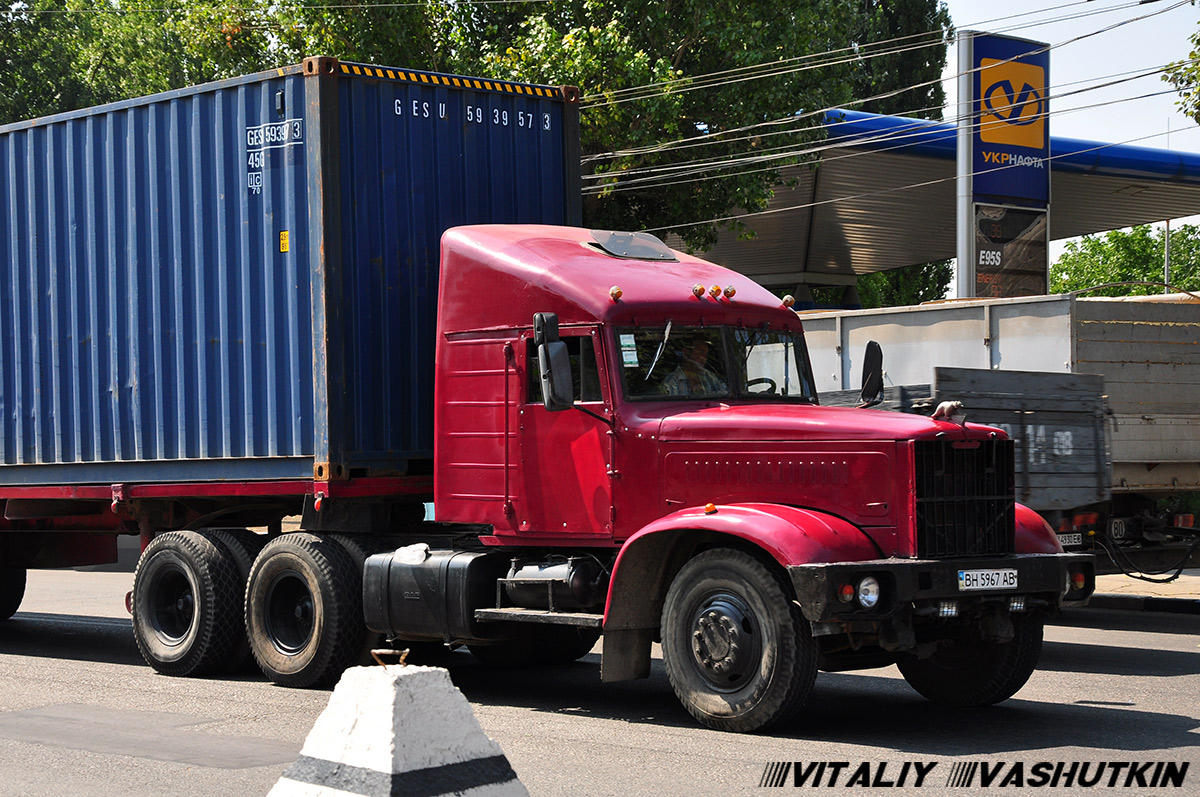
[856,576,881,610]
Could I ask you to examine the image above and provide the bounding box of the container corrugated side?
[326,62,579,478]
[0,59,580,486]
[0,67,315,485]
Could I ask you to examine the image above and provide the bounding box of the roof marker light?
[692,284,706,298]
[704,503,718,515]
[782,295,796,308]
[708,285,721,299]
[723,286,736,299]
[609,285,623,302]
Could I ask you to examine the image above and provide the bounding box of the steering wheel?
[745,377,777,395]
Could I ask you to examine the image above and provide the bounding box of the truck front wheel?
[132,531,242,676]
[660,548,817,733]
[897,616,1043,706]
[244,533,364,687]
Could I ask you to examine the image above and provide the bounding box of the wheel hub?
[265,570,315,655]
[149,566,195,645]
[689,595,759,689]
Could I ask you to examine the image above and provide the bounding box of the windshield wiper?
[644,320,672,381]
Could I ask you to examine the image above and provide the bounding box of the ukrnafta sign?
[969,33,1050,207]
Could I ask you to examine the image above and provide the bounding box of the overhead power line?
[580,56,1184,171]
[637,125,1200,236]
[581,59,1197,192]
[588,86,1192,196]
[578,0,1155,109]
[582,0,1192,166]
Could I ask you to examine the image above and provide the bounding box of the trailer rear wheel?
[660,548,817,733]
[132,531,242,676]
[328,534,385,665]
[199,528,266,671]
[245,533,364,688]
[0,567,27,620]
[897,616,1043,706]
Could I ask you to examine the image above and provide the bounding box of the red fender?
[1015,502,1064,554]
[604,503,880,628]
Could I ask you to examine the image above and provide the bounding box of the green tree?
[1,0,953,257]
[475,0,861,249]
[857,259,953,307]
[1049,224,1200,295]
[0,2,95,124]
[1166,27,1200,123]
[845,0,954,306]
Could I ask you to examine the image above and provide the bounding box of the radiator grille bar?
[914,439,1015,558]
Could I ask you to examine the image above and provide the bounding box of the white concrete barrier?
[269,665,528,797]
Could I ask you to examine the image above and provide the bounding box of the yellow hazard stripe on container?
[335,63,562,98]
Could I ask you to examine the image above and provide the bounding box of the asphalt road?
[0,570,1197,796]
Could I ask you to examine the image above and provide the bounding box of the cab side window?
[527,335,603,404]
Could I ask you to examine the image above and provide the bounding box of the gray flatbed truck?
[806,292,1200,579]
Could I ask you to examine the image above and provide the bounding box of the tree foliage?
[1166,26,1200,123]
[857,259,954,307]
[1049,224,1200,295]
[0,0,952,258]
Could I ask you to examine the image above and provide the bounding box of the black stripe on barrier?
[283,753,519,797]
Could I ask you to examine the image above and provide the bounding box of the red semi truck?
[0,61,1092,733]
[356,224,1093,732]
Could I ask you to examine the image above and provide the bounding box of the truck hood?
[654,402,999,443]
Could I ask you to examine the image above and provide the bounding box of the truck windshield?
[617,326,816,402]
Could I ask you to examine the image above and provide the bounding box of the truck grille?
[914,439,1015,558]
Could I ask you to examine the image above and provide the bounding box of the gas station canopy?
[695,109,1200,291]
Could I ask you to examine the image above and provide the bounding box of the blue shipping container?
[0,57,580,486]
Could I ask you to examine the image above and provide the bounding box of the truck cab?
[365,225,1094,732]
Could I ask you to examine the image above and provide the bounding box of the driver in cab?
[660,337,727,396]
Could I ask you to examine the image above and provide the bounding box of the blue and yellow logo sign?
[971,33,1049,206]
[979,57,1045,149]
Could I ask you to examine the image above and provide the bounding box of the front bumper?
[788,553,1095,623]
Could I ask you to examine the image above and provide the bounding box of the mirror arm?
[573,404,614,426]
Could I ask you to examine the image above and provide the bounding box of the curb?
[1085,593,1200,614]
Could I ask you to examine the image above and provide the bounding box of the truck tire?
[327,534,385,665]
[244,533,364,688]
[897,616,1044,706]
[0,567,27,620]
[660,548,817,733]
[131,531,243,676]
[198,528,266,671]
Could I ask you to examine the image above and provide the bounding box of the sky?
[943,0,1199,151]
[938,0,1199,279]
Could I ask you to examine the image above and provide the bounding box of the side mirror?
[534,313,573,412]
[858,340,884,409]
